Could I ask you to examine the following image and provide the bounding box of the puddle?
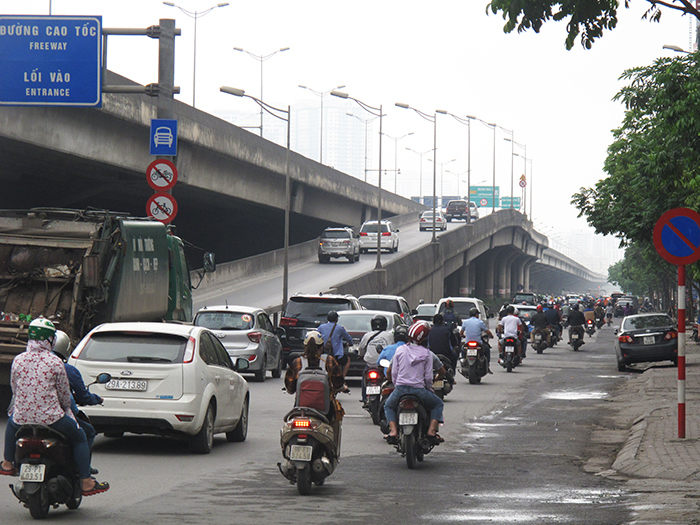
[543,391,608,401]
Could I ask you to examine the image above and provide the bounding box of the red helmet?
[408,321,431,344]
[536,304,543,312]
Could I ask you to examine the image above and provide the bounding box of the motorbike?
[9,373,111,519]
[606,314,613,327]
[362,364,384,425]
[595,316,605,329]
[586,318,596,337]
[499,336,520,372]
[278,406,340,495]
[548,324,561,347]
[393,392,437,469]
[460,339,489,384]
[432,354,454,399]
[531,327,548,354]
[570,325,585,351]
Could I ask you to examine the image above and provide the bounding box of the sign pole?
[678,264,686,439]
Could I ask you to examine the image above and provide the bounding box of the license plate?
[466,348,478,357]
[289,445,313,461]
[643,336,655,345]
[572,333,579,340]
[19,464,45,482]
[399,411,418,425]
[534,334,542,341]
[106,379,148,391]
[366,385,381,395]
[433,380,444,389]
[505,346,515,354]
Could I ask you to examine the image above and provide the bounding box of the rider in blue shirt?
[317,310,354,379]
[460,308,494,370]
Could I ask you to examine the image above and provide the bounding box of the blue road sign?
[0,16,102,107]
[150,119,178,156]
[653,208,700,265]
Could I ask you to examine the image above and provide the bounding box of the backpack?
[295,356,331,414]
[322,324,337,355]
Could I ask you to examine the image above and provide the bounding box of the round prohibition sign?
[146,159,178,191]
[653,208,700,265]
[146,193,178,224]
[519,179,527,188]
[479,198,488,207]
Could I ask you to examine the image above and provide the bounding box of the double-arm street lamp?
[406,147,431,201]
[233,47,290,137]
[299,84,345,163]
[220,86,291,310]
[332,91,385,271]
[347,112,377,182]
[428,158,456,202]
[382,132,413,194]
[504,137,525,211]
[164,2,229,109]
[396,102,438,243]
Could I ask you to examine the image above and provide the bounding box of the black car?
[278,293,362,365]
[614,313,678,371]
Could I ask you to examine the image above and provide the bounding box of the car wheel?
[318,256,324,263]
[226,396,249,442]
[190,403,215,454]
[347,254,354,263]
[254,356,266,382]
[394,241,399,253]
[617,358,626,372]
[271,353,283,378]
[355,250,360,261]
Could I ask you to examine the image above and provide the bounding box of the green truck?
[0,208,214,407]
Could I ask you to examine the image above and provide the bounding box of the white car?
[69,322,250,454]
[419,210,447,231]
[359,220,399,253]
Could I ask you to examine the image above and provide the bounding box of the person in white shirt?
[496,305,523,359]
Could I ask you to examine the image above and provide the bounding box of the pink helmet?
[408,321,431,344]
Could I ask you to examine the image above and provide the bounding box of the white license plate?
[399,411,418,425]
[19,464,45,482]
[366,385,381,395]
[572,334,579,340]
[433,380,444,389]
[505,346,515,354]
[289,445,313,461]
[106,379,148,391]
[643,336,655,345]
[534,334,542,341]
[466,348,478,357]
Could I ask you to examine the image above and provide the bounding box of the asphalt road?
[0,325,637,523]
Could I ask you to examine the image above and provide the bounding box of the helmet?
[370,315,388,332]
[393,324,409,343]
[445,299,454,308]
[408,321,430,344]
[304,330,324,346]
[572,304,580,311]
[536,304,543,312]
[327,310,339,323]
[469,308,479,317]
[28,318,56,341]
[52,330,71,361]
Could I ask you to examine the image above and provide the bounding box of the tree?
[608,241,674,305]
[486,1,700,49]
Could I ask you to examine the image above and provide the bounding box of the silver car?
[318,226,360,263]
[193,305,283,382]
[359,220,399,253]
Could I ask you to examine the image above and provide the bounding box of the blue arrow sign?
[0,16,102,107]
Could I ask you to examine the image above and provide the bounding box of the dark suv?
[445,200,469,222]
[278,293,362,364]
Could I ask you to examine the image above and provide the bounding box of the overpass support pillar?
[511,257,528,294]
[497,253,512,299]
[475,253,497,299]
[523,259,535,292]
[458,264,471,296]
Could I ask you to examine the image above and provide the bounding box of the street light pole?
[396,102,439,243]
[406,147,431,202]
[332,91,385,271]
[220,86,291,310]
[505,137,526,213]
[382,132,413,194]
[347,113,376,182]
[299,84,345,163]
[233,46,290,137]
[164,2,229,108]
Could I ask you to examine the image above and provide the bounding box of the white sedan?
[419,210,447,231]
[69,322,250,454]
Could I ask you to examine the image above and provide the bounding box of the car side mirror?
[276,327,285,338]
[235,357,250,372]
[395,228,400,233]
[203,252,216,273]
[411,309,418,315]
[614,329,618,335]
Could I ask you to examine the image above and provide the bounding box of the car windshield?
[439,301,476,318]
[194,311,254,330]
[359,298,400,313]
[284,298,353,318]
[517,308,537,321]
[78,332,187,363]
[321,230,350,239]
[623,315,672,331]
[361,223,389,233]
[513,294,535,303]
[338,313,392,331]
[416,304,437,315]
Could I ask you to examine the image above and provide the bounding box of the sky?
[3,0,694,266]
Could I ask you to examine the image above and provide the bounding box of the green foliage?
[486,1,699,49]
[607,241,673,296]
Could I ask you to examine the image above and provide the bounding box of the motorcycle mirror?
[95,373,112,384]
[378,359,391,368]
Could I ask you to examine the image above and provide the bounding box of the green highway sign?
[500,196,521,209]
[469,186,499,208]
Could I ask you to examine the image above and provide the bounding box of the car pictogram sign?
[147,159,178,191]
[653,208,700,265]
[146,193,178,224]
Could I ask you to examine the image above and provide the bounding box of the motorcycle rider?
[428,313,459,371]
[497,305,523,359]
[442,299,462,332]
[605,303,614,323]
[318,310,354,388]
[378,325,410,373]
[567,303,586,344]
[529,304,550,346]
[383,321,445,445]
[284,330,345,447]
[544,302,562,342]
[594,302,605,323]
[460,308,494,373]
[1,318,109,496]
[359,315,394,404]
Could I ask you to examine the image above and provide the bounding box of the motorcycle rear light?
[292,418,311,429]
[280,317,298,327]
[18,437,56,450]
[296,434,308,440]
[618,335,634,344]
[247,331,262,343]
[30,454,41,459]
[176,415,195,422]
[665,331,678,340]
[587,320,593,325]
[467,341,479,348]
[183,335,196,363]
[400,399,417,409]
[368,370,380,380]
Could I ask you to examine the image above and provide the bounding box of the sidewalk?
[609,346,700,482]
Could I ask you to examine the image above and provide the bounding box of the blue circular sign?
[653,208,700,265]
